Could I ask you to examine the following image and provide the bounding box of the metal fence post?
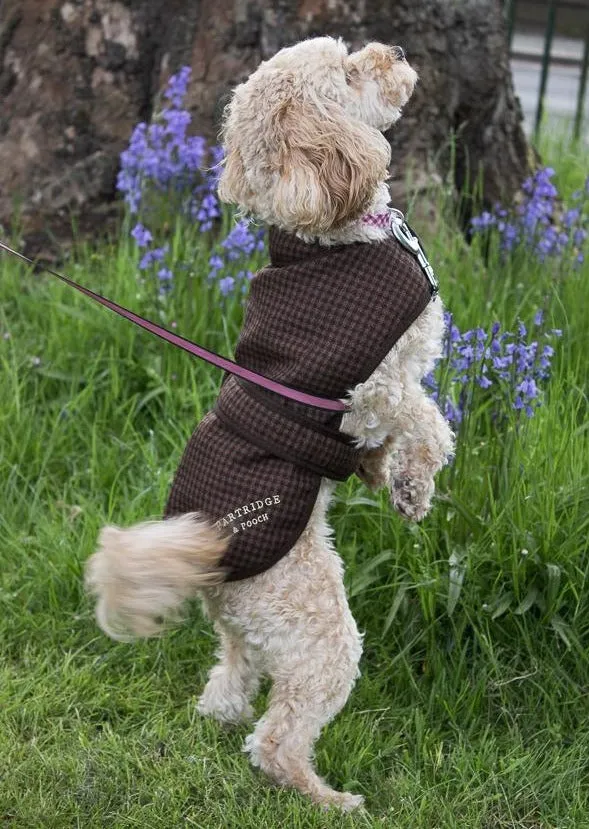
[504,0,517,48]
[574,26,589,141]
[534,0,557,138]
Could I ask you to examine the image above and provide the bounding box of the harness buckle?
[391,218,439,297]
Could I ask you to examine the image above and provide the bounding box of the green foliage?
[0,142,588,826]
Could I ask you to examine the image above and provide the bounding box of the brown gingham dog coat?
[165,226,436,581]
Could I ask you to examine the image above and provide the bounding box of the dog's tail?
[85,514,229,641]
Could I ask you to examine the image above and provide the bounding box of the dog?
[86,36,454,811]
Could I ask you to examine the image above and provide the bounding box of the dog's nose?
[392,45,406,61]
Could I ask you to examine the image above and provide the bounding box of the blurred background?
[0,0,587,249]
[508,0,588,138]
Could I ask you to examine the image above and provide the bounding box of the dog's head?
[218,37,418,235]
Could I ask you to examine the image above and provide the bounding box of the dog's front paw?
[391,474,435,522]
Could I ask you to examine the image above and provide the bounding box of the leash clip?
[390,218,439,297]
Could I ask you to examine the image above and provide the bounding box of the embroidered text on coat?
[214,494,282,534]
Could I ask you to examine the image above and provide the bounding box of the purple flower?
[131,223,153,247]
[513,396,524,411]
[444,399,463,424]
[138,244,169,270]
[151,246,168,262]
[222,220,260,259]
[470,211,496,231]
[517,377,538,399]
[426,313,560,426]
[139,251,155,270]
[158,268,173,280]
[563,208,581,228]
[502,223,520,250]
[117,65,223,241]
[163,66,191,108]
[492,355,512,371]
[236,269,254,281]
[162,108,191,136]
[208,254,224,271]
[219,276,235,296]
[470,166,588,265]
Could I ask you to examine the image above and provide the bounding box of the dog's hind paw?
[197,680,254,725]
[319,791,365,812]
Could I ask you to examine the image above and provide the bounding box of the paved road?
[510,31,587,138]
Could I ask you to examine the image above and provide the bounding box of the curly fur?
[86,36,451,811]
[218,37,416,237]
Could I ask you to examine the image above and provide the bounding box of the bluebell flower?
[117,66,224,241]
[471,166,588,265]
[139,251,155,270]
[563,208,581,228]
[208,254,224,271]
[426,313,559,425]
[131,223,153,247]
[151,246,168,262]
[517,377,538,399]
[162,108,191,136]
[471,211,496,231]
[138,245,169,270]
[163,66,192,108]
[219,276,235,296]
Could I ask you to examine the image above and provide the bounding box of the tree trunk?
[0,0,529,250]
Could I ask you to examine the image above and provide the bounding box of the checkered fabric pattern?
[165,227,435,581]
[361,212,392,229]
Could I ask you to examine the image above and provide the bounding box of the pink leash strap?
[0,241,348,412]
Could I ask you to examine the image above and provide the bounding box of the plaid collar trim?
[361,211,392,229]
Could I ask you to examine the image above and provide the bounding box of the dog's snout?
[392,45,406,61]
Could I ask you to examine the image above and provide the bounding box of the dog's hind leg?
[197,622,261,724]
[239,528,364,810]
[244,619,363,811]
[202,482,364,809]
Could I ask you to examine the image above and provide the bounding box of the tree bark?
[0,0,529,250]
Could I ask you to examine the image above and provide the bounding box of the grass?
[1,140,588,828]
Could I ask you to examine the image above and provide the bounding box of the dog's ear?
[217,113,251,208]
[217,66,390,233]
[270,97,391,233]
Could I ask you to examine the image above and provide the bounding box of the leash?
[0,240,348,412]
